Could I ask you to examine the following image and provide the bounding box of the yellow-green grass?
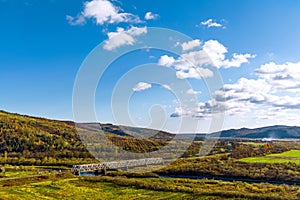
[240,157,300,164]
[98,176,300,199]
[1,170,37,178]
[0,166,53,179]
[268,150,300,158]
[240,142,265,147]
[0,177,227,200]
[1,174,300,199]
[240,150,300,164]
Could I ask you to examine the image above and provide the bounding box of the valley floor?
[0,172,299,200]
[0,177,225,200]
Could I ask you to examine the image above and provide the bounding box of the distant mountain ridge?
[64,122,300,140]
[207,125,300,139]
[84,124,300,140]
[1,110,300,141]
[83,122,300,139]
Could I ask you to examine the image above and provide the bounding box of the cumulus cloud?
[171,61,300,119]
[67,0,141,26]
[186,89,201,95]
[201,19,223,28]
[158,55,176,67]
[158,54,198,72]
[161,84,172,90]
[144,12,159,20]
[160,40,255,70]
[103,26,147,50]
[255,62,300,92]
[176,67,214,79]
[201,40,256,68]
[176,39,201,52]
[170,107,193,118]
[222,53,256,68]
[268,95,300,109]
[132,82,152,92]
[158,39,254,79]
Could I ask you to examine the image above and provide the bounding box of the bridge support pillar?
[101,167,107,175]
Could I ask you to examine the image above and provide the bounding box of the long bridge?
[72,158,164,175]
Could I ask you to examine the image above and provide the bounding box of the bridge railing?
[72,158,164,173]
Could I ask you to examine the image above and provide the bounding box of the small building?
[227,142,233,151]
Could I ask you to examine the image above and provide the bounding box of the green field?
[239,157,300,164]
[0,178,197,200]
[240,142,265,147]
[1,175,300,200]
[240,150,300,164]
[0,176,249,200]
[269,150,300,158]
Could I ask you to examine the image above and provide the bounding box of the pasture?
[240,150,300,164]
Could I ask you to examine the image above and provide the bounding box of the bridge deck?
[72,158,164,173]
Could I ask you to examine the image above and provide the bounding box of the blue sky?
[1,0,300,133]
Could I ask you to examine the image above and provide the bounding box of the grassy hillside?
[1,109,300,166]
[0,110,96,166]
[76,122,175,141]
[0,111,173,166]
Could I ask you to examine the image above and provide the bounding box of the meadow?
[240,150,300,164]
[269,150,300,158]
[1,173,300,200]
[240,142,265,147]
[0,177,195,200]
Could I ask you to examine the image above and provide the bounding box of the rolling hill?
[1,110,300,166]
[0,110,173,165]
[0,110,95,166]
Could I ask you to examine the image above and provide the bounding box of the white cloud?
[255,61,300,92]
[159,40,255,70]
[171,61,300,119]
[176,67,213,79]
[223,77,300,111]
[132,82,152,92]
[200,40,227,67]
[178,50,211,70]
[186,89,201,95]
[103,26,147,50]
[201,40,256,68]
[255,108,299,122]
[158,55,193,71]
[170,107,193,118]
[162,84,172,90]
[268,95,300,109]
[66,15,86,25]
[201,19,223,28]
[67,0,141,26]
[221,53,256,68]
[158,55,175,67]
[158,39,254,80]
[144,12,159,20]
[176,39,201,52]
